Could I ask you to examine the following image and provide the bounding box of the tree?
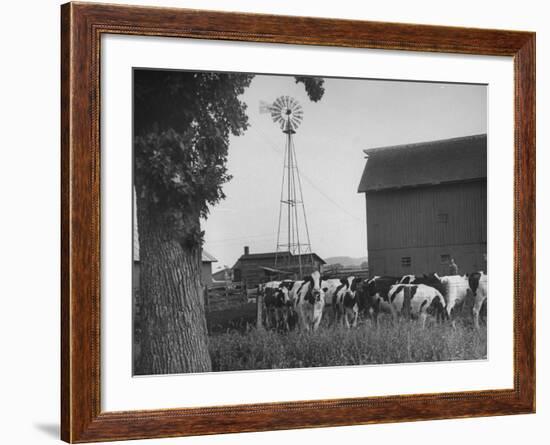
[134,70,324,375]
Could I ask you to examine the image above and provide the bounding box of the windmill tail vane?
[259,100,274,114]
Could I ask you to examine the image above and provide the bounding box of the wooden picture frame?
[61,2,535,442]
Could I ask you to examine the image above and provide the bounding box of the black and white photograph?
[132,69,487,376]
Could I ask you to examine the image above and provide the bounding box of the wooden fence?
[204,281,248,311]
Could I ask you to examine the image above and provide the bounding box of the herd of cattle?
[259,270,488,332]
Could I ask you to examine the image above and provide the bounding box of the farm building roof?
[201,250,218,263]
[234,251,326,265]
[259,266,294,275]
[212,267,232,280]
[357,134,487,193]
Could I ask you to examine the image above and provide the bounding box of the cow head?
[343,289,357,308]
[271,288,286,307]
[309,271,326,304]
[356,278,378,315]
[468,272,482,297]
[365,277,378,298]
[276,281,295,307]
[350,277,362,293]
[340,277,360,307]
[311,283,322,303]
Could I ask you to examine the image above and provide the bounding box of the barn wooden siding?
[367,180,487,276]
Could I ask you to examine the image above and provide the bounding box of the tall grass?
[208,320,487,372]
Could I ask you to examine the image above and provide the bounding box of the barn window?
[437,212,449,223]
[401,256,412,267]
[440,254,451,264]
[233,268,242,282]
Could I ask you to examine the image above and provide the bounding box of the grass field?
[206,302,257,333]
[208,316,487,372]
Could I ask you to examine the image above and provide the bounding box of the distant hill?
[324,256,368,267]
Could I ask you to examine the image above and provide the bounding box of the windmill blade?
[289,96,297,110]
[285,96,291,109]
[260,95,304,132]
[274,96,285,110]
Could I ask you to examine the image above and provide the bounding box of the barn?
[232,246,325,288]
[357,134,487,277]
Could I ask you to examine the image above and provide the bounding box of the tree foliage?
[134,70,325,247]
[134,70,253,220]
[294,76,325,102]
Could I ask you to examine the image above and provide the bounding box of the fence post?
[256,291,264,330]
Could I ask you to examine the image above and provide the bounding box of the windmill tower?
[260,96,313,276]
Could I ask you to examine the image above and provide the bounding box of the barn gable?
[358,134,487,277]
[357,134,487,193]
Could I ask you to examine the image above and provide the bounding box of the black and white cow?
[261,280,297,331]
[439,275,471,324]
[277,280,300,330]
[326,276,362,328]
[387,283,447,327]
[399,273,446,299]
[295,271,327,331]
[468,272,488,329]
[357,276,401,324]
[260,281,285,330]
[320,277,342,322]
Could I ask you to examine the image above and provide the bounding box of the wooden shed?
[200,250,218,287]
[357,134,487,277]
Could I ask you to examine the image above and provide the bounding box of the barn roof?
[357,134,487,193]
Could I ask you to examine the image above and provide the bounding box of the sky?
[202,74,487,270]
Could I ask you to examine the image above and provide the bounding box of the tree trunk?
[134,189,211,375]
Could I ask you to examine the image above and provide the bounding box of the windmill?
[260,96,313,276]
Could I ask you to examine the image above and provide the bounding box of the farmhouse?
[232,246,325,287]
[357,134,487,277]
